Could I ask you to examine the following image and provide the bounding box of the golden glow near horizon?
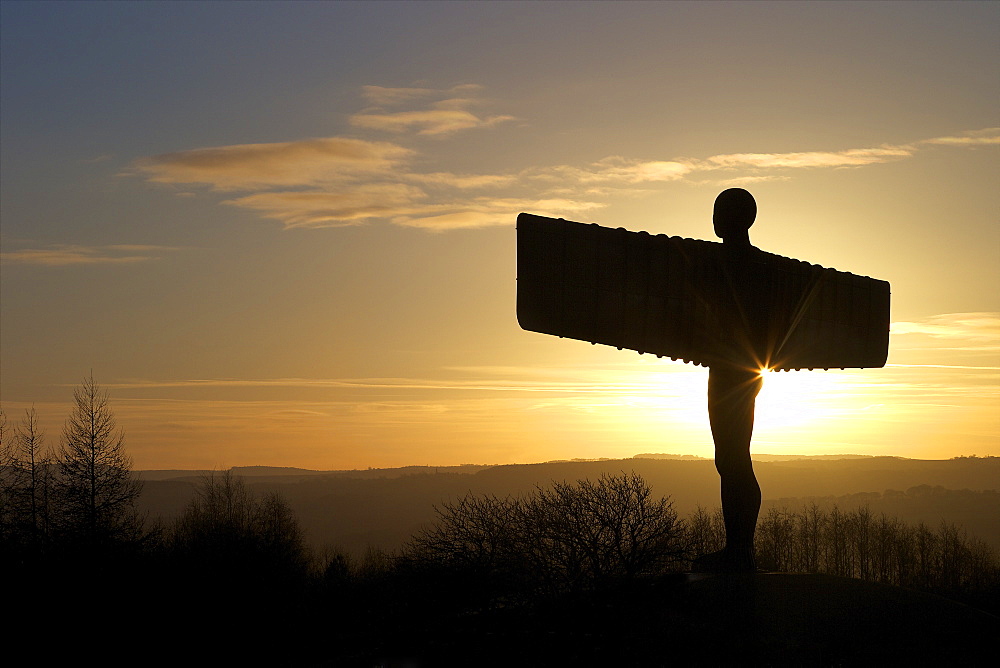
[1,3,998,469]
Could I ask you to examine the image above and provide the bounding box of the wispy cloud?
[392,197,604,231]
[221,186,599,230]
[351,108,514,136]
[351,84,514,136]
[891,312,1000,356]
[887,364,1000,370]
[131,137,411,191]
[701,146,914,169]
[359,84,486,106]
[404,172,517,189]
[892,312,1000,341]
[223,183,428,228]
[105,366,698,396]
[530,130,998,191]
[529,144,916,189]
[531,157,694,186]
[98,359,1000,424]
[1,244,182,266]
[129,84,997,232]
[919,128,1000,146]
[698,129,998,172]
[360,85,437,106]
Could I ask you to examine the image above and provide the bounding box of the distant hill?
[135,455,1000,557]
[634,452,883,461]
[137,463,491,482]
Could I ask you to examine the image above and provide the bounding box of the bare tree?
[172,470,308,576]
[0,408,13,543]
[55,374,142,544]
[405,472,690,600]
[12,407,53,543]
[0,408,7,461]
[407,493,520,573]
[1,407,55,548]
[688,505,726,557]
[523,473,690,587]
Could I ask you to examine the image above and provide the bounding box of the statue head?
[713,188,756,244]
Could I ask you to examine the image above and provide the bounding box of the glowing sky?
[2,1,997,469]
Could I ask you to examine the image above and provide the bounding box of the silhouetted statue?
[516,189,890,572]
[700,188,766,572]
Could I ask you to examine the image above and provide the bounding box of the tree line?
[395,475,999,611]
[1,376,307,571]
[1,377,311,664]
[690,504,999,611]
[0,374,143,552]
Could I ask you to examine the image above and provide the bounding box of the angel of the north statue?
[516,188,890,571]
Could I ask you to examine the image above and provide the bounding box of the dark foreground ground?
[357,573,998,667]
[21,566,996,666]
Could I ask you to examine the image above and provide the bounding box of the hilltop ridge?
[138,453,989,480]
[136,455,1000,557]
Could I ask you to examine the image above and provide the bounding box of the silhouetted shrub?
[171,470,309,581]
[402,472,691,604]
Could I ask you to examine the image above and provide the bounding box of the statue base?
[666,572,997,664]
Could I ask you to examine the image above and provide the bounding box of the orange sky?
[2,2,998,469]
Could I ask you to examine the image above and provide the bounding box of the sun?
[568,360,867,458]
[754,367,844,431]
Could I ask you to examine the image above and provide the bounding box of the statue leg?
[704,366,762,571]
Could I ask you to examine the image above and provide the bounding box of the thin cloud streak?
[887,364,1000,370]
[700,146,914,169]
[526,131,998,187]
[392,197,604,231]
[920,128,1000,146]
[222,188,601,230]
[404,172,517,189]
[86,366,997,468]
[351,84,513,136]
[360,85,437,106]
[530,157,693,186]
[131,137,411,191]
[891,312,1000,340]
[49,335,995,467]
[891,312,1000,353]
[106,376,683,394]
[105,359,996,400]
[360,83,485,107]
[223,183,428,228]
[1,244,183,266]
[350,109,515,136]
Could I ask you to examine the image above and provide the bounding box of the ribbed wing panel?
[516,213,889,370]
